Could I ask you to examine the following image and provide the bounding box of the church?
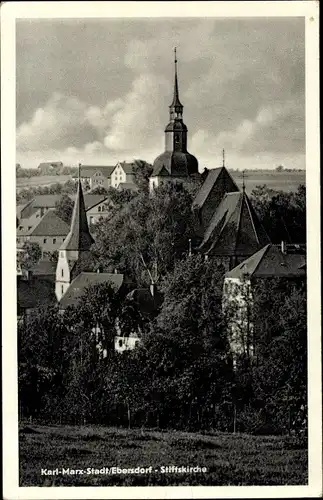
[149,48,200,193]
[54,49,271,305]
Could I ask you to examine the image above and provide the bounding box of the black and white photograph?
[2,1,321,498]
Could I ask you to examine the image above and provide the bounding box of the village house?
[16,209,70,258]
[222,242,306,361]
[17,271,56,324]
[110,162,136,188]
[75,165,115,190]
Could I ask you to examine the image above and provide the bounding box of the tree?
[17,241,42,271]
[229,277,307,436]
[92,182,196,285]
[134,254,232,430]
[276,165,284,172]
[250,184,306,243]
[132,159,153,192]
[54,194,74,225]
[90,186,109,195]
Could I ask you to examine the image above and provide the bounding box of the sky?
[16,17,305,170]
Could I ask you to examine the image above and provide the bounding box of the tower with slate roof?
[55,165,94,301]
[149,48,199,193]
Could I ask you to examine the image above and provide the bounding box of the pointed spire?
[169,47,183,112]
[60,163,94,251]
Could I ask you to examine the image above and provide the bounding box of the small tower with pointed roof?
[150,49,199,192]
[55,165,94,301]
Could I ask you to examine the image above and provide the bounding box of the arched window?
[61,269,64,278]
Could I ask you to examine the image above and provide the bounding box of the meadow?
[230,170,305,195]
[19,424,307,486]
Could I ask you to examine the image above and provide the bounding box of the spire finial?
[222,149,225,168]
[78,163,81,183]
[169,47,183,116]
[242,170,246,193]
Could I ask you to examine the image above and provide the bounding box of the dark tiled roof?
[17,276,56,309]
[77,165,115,179]
[28,210,70,236]
[59,272,124,309]
[193,167,239,209]
[225,244,306,279]
[81,194,108,210]
[199,191,270,256]
[117,182,139,192]
[152,151,198,177]
[122,162,136,174]
[60,181,94,251]
[32,195,63,208]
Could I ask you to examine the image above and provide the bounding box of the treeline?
[16,180,78,204]
[18,256,307,437]
[16,164,77,178]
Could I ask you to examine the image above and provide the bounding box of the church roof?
[59,272,124,309]
[169,49,183,109]
[199,191,270,256]
[60,180,94,251]
[165,120,187,132]
[152,150,198,177]
[225,244,306,280]
[193,167,239,210]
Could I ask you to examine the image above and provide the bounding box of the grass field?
[15,170,305,195]
[230,170,305,195]
[19,424,307,486]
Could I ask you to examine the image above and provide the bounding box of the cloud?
[191,100,304,158]
[16,18,305,168]
[16,93,99,151]
[103,73,170,152]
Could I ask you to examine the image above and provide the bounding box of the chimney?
[281,241,287,254]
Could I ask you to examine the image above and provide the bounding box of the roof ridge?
[242,191,260,244]
[250,244,271,276]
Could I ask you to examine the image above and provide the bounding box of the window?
[118,339,123,347]
[53,238,56,244]
[61,285,64,295]
[19,226,23,230]
[43,238,47,243]
[28,226,32,230]
[61,269,64,278]
[98,206,101,212]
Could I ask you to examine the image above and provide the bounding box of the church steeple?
[169,47,183,121]
[60,165,94,252]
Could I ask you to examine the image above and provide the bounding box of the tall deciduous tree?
[54,194,74,225]
[92,182,196,285]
